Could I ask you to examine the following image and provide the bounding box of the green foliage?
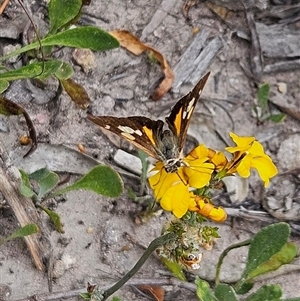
[195,223,298,301]
[215,284,238,301]
[195,278,218,301]
[0,224,39,246]
[48,0,82,34]
[159,257,187,281]
[53,165,123,198]
[1,27,119,63]
[254,83,285,123]
[0,0,119,110]
[19,166,123,232]
[244,284,282,301]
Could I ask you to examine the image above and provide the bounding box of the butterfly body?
[87,72,210,173]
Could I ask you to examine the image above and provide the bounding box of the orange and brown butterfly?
[87,72,210,173]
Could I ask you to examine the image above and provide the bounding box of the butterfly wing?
[165,72,210,152]
[87,114,165,160]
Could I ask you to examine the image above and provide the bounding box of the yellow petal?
[183,162,214,188]
[250,156,278,187]
[209,150,228,170]
[159,182,190,218]
[206,206,227,222]
[226,132,255,153]
[236,154,252,178]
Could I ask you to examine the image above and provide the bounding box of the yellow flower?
[148,162,191,218]
[148,145,215,218]
[189,195,227,222]
[226,133,278,187]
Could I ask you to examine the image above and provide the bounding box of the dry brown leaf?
[206,2,233,20]
[137,284,165,301]
[60,78,90,109]
[110,30,174,101]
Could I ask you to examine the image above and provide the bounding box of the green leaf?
[247,241,297,280]
[3,224,39,244]
[0,79,9,93]
[29,168,51,180]
[195,277,217,301]
[242,223,290,282]
[244,284,282,301]
[54,165,123,197]
[19,169,36,198]
[38,171,60,198]
[268,113,286,123]
[235,282,254,295]
[48,0,82,34]
[40,206,64,233]
[54,62,74,80]
[0,60,63,81]
[1,27,119,62]
[79,293,90,300]
[215,284,238,301]
[160,257,186,281]
[257,83,270,112]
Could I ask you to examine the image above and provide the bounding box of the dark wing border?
[165,72,210,151]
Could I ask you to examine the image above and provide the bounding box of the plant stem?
[101,232,177,300]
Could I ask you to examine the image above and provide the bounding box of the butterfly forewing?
[87,114,165,159]
[87,72,210,169]
[165,72,210,152]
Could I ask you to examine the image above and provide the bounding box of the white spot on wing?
[183,97,195,119]
[118,125,135,134]
[105,125,111,130]
[135,129,143,136]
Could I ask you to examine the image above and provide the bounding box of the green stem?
[215,238,252,285]
[101,232,177,300]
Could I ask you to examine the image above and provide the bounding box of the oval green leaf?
[244,284,282,301]
[1,27,119,62]
[242,223,290,281]
[215,284,238,301]
[0,79,9,93]
[5,224,39,243]
[55,165,123,197]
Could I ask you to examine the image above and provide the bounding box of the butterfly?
[87,72,210,173]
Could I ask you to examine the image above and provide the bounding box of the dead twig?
[0,0,9,15]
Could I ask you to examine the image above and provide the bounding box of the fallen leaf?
[60,78,90,109]
[206,2,233,20]
[137,284,165,301]
[110,30,174,100]
[0,96,37,157]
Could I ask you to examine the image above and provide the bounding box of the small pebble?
[277,82,287,94]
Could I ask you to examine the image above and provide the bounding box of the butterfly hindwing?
[165,72,210,152]
[87,114,165,159]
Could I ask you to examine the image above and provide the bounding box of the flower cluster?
[148,132,278,221]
